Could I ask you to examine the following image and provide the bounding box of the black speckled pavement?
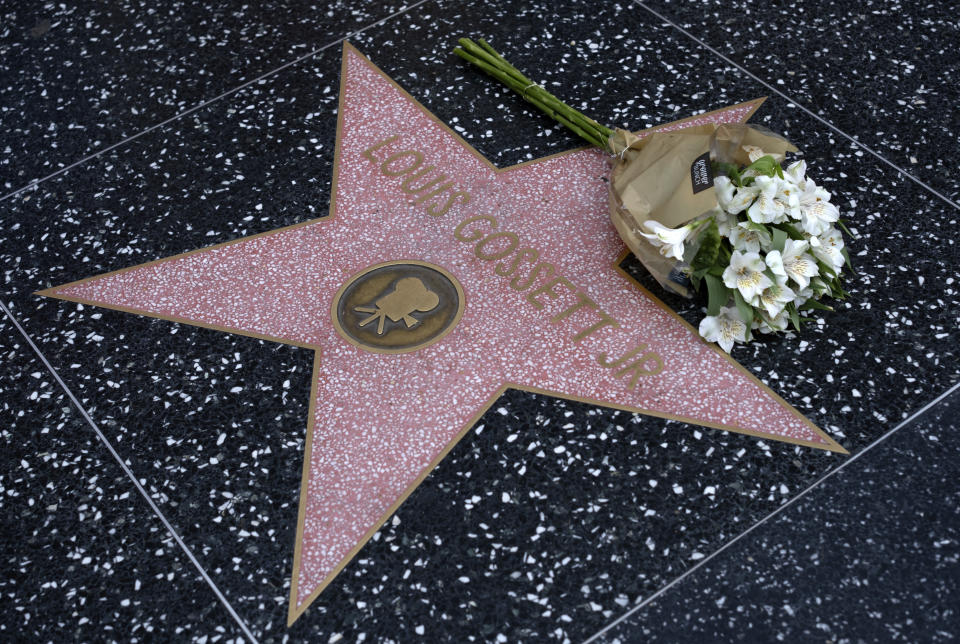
[595,386,960,643]
[1,1,957,642]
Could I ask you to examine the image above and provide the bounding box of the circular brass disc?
[331,260,465,354]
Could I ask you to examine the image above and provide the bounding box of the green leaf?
[744,155,779,177]
[840,246,854,272]
[786,303,801,332]
[830,276,849,299]
[704,274,731,317]
[712,161,742,186]
[692,266,711,280]
[779,222,806,240]
[690,218,721,273]
[810,278,831,298]
[836,219,854,238]
[771,227,788,253]
[690,265,712,292]
[733,289,755,328]
[718,243,733,263]
[800,299,834,312]
[743,221,771,237]
[816,259,837,280]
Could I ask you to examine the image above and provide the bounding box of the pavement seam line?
[0,301,261,644]
[584,377,960,643]
[0,0,433,204]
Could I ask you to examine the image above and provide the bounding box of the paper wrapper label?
[607,123,797,298]
[612,125,718,230]
[690,152,713,194]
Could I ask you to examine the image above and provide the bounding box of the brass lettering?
[597,343,664,384]
[400,166,445,195]
[363,137,469,220]
[362,134,399,164]
[551,291,598,323]
[510,261,555,291]
[598,344,646,368]
[495,248,538,278]
[527,276,576,310]
[381,149,424,176]
[572,311,619,342]
[413,181,455,204]
[454,215,497,242]
[475,231,520,261]
[615,353,665,389]
[427,190,471,217]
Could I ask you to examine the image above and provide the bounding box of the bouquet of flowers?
[454,38,851,352]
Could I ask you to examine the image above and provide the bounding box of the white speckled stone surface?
[0,316,247,641]
[0,0,410,194]
[41,45,839,622]
[600,386,960,643]
[1,0,958,641]
[639,0,960,202]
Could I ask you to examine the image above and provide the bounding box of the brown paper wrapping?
[607,123,797,298]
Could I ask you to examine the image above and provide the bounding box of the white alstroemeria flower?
[779,239,820,290]
[757,308,789,334]
[810,227,845,270]
[775,178,801,219]
[746,176,794,224]
[699,306,748,353]
[742,144,767,163]
[798,201,839,236]
[715,209,738,237]
[729,221,773,253]
[792,286,814,307]
[765,249,786,279]
[796,179,839,235]
[726,184,760,215]
[757,279,796,318]
[723,250,773,302]
[640,219,694,260]
[714,175,736,210]
[783,159,807,185]
[795,173,830,203]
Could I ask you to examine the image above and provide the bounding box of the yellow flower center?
[722,318,746,341]
[737,268,763,289]
[787,257,814,276]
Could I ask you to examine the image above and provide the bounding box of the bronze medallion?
[331,261,465,354]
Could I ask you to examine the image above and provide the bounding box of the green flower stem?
[454,43,607,147]
[466,39,612,144]
[454,38,615,150]
[453,47,604,147]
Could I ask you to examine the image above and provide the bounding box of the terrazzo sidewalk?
[2,0,958,642]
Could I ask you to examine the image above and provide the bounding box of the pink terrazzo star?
[41,43,845,625]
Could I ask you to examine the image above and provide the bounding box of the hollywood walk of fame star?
[39,43,845,625]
